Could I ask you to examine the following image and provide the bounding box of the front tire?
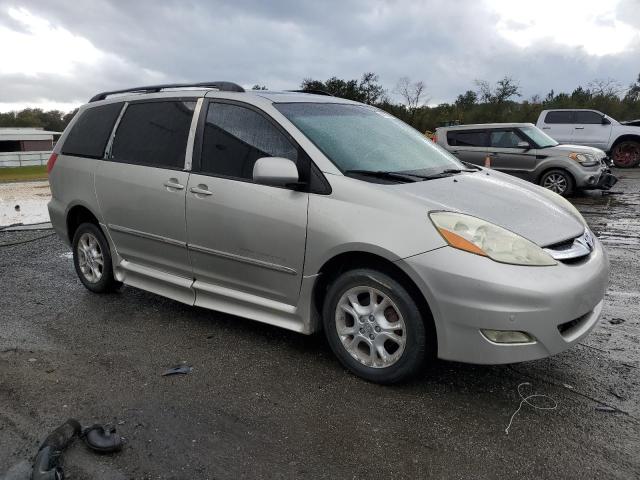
[539,169,574,197]
[322,268,430,384]
[72,222,121,293]
[611,140,640,168]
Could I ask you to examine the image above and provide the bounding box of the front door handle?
[164,178,184,190]
[575,127,585,130]
[190,185,213,196]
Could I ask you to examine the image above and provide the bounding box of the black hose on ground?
[30,419,123,479]
[31,419,81,480]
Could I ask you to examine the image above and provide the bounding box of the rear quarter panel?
[48,154,102,245]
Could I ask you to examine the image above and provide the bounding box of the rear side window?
[544,111,573,124]
[111,101,196,169]
[447,130,487,147]
[61,102,123,158]
[489,130,524,148]
[199,102,298,179]
[575,111,603,124]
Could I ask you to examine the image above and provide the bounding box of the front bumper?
[577,160,618,190]
[594,170,618,190]
[399,239,609,364]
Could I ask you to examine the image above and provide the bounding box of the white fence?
[0,151,51,168]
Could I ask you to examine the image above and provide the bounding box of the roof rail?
[288,89,334,97]
[89,81,245,102]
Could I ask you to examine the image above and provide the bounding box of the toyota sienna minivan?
[48,81,609,383]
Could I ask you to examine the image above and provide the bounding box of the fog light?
[588,176,596,184]
[481,329,535,344]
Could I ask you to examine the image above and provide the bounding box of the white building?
[0,128,61,167]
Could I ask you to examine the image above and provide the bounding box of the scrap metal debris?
[595,405,619,413]
[161,365,193,376]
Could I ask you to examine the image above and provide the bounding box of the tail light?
[47,152,58,173]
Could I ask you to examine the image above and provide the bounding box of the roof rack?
[89,81,245,102]
[287,89,334,97]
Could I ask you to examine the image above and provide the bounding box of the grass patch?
[0,165,48,182]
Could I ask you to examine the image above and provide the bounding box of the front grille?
[544,229,594,262]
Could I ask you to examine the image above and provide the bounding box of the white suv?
[536,109,640,167]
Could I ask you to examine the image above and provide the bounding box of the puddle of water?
[0,181,51,226]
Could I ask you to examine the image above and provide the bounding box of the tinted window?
[489,130,524,148]
[111,101,195,168]
[545,111,573,124]
[200,103,298,179]
[61,102,123,158]
[447,130,487,147]
[575,111,604,124]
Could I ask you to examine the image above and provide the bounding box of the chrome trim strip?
[184,97,203,171]
[104,102,128,158]
[188,243,297,275]
[544,229,594,260]
[107,224,186,247]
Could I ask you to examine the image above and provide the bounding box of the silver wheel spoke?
[76,232,104,283]
[337,323,358,336]
[335,285,406,369]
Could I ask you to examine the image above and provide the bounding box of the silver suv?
[436,123,617,196]
[48,82,609,383]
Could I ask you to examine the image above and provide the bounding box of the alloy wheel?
[77,232,104,283]
[335,286,406,368]
[542,173,568,194]
[612,142,640,168]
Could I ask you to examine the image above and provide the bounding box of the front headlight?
[429,211,557,266]
[569,152,598,167]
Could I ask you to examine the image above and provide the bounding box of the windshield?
[519,126,558,148]
[275,103,463,175]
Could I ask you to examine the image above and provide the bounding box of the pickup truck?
[536,109,640,167]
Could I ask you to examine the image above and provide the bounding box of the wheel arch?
[311,250,437,350]
[610,134,640,152]
[66,203,101,242]
[536,166,576,186]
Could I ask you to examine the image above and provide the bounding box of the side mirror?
[517,141,531,150]
[601,116,611,125]
[253,157,299,188]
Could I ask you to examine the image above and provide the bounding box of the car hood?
[396,170,584,247]
[546,144,606,157]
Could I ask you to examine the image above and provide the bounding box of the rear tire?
[611,140,640,168]
[539,169,574,197]
[72,222,121,293]
[322,268,431,384]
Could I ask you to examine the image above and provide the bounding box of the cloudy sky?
[0,0,639,112]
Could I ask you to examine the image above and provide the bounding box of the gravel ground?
[1,170,639,479]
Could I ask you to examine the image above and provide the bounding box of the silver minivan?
[48,82,609,383]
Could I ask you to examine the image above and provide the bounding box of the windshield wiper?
[461,162,483,171]
[440,168,478,174]
[345,167,476,183]
[344,169,420,182]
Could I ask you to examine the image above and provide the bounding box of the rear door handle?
[164,179,184,190]
[190,185,213,196]
[542,127,550,130]
[575,127,585,130]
